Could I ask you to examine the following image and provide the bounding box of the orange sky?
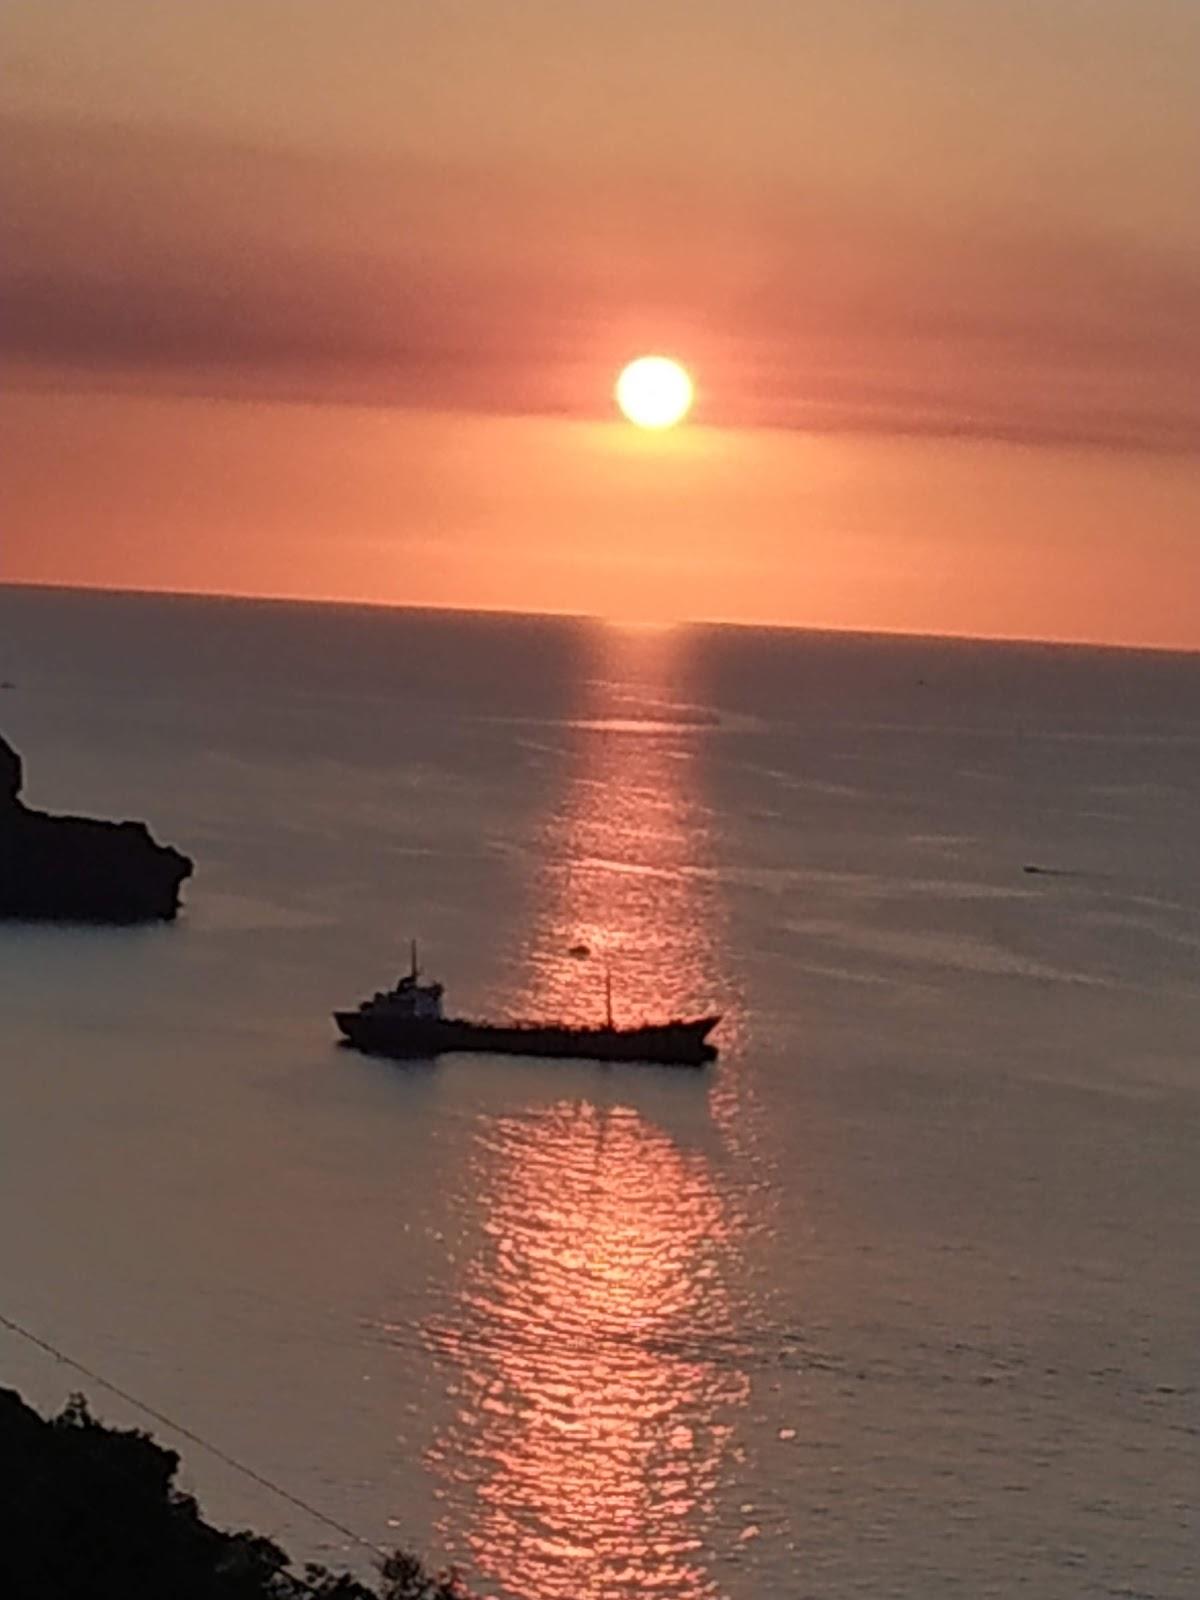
[3,2,1199,644]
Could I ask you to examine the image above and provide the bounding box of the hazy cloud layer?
[5,114,1199,453]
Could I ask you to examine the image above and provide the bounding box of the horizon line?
[3,578,1198,660]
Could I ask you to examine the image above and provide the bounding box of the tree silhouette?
[0,1388,474,1600]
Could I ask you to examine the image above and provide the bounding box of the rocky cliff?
[0,733,192,921]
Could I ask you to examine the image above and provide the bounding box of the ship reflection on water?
[424,626,747,1599]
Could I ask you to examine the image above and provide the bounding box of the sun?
[615,356,694,429]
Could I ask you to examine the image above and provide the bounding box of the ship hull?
[333,1012,719,1066]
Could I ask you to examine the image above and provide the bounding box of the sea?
[0,583,1196,1600]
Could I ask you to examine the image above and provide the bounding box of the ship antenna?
[411,938,419,981]
[604,963,614,1029]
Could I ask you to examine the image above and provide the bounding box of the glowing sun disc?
[615,356,694,429]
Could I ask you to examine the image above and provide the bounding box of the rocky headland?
[0,732,192,922]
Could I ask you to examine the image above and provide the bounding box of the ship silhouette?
[334,944,719,1067]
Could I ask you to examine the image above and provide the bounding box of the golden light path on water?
[424,626,750,1600]
[511,627,727,1030]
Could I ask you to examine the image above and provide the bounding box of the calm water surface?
[0,586,1197,1598]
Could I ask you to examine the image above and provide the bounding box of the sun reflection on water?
[423,626,747,1599]
[503,625,726,1030]
[427,1102,747,1599]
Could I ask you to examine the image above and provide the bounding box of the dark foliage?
[0,1388,472,1600]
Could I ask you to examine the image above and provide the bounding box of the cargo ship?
[334,947,719,1067]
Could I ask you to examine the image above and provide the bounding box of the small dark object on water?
[1023,864,1075,877]
[568,942,591,958]
[0,732,192,922]
[336,944,719,1067]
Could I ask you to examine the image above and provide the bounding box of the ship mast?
[604,963,614,1029]
[410,938,419,981]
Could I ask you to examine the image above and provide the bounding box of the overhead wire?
[0,1307,389,1563]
